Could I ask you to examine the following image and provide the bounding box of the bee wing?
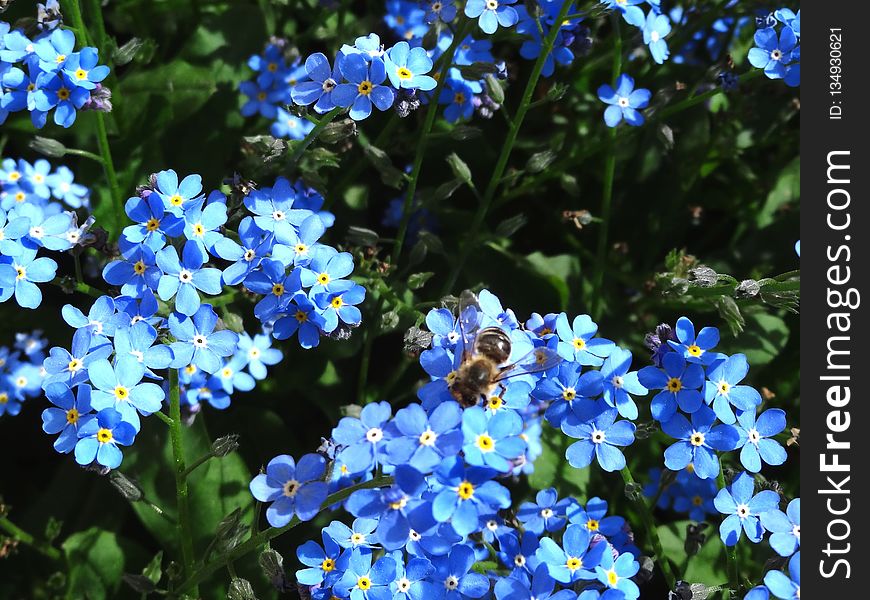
[457,289,482,360]
[496,346,563,381]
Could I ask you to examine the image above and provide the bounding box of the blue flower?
[168,305,239,374]
[324,517,379,549]
[555,313,614,365]
[763,551,799,599]
[597,74,650,127]
[439,78,476,123]
[424,0,457,24]
[243,178,310,244]
[0,245,57,309]
[272,293,327,349]
[465,0,519,35]
[384,2,428,41]
[642,11,671,64]
[299,245,356,295]
[535,523,606,584]
[332,54,395,121]
[748,26,797,80]
[496,530,541,577]
[384,42,436,91]
[332,401,394,474]
[154,169,203,215]
[88,356,165,430]
[495,563,575,600]
[42,328,112,387]
[713,471,780,545]
[667,317,720,365]
[760,498,800,557]
[122,193,184,251]
[235,332,283,380]
[46,165,90,208]
[661,405,739,479]
[271,106,315,140]
[61,47,110,90]
[0,208,31,255]
[562,405,635,472]
[296,531,344,587]
[599,347,646,420]
[102,239,161,297]
[113,320,174,372]
[249,453,329,526]
[74,407,137,469]
[703,354,762,424]
[272,213,326,267]
[595,551,640,600]
[567,497,626,538]
[61,295,127,339]
[734,408,787,472]
[247,44,289,89]
[156,241,223,316]
[32,72,91,127]
[462,406,526,472]
[430,455,511,536]
[334,549,397,600]
[213,217,272,285]
[603,0,645,27]
[291,52,344,113]
[517,488,574,535]
[390,553,436,600]
[315,280,366,333]
[42,382,95,453]
[386,401,463,473]
[33,28,75,72]
[670,471,718,523]
[431,544,490,600]
[240,79,286,119]
[637,352,704,422]
[534,362,603,427]
[181,196,227,256]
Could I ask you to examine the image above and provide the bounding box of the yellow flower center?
[133,260,146,275]
[454,92,465,104]
[690,432,705,447]
[193,223,205,237]
[418,430,437,446]
[562,388,576,401]
[57,87,70,100]
[457,481,474,500]
[267,62,279,73]
[169,194,183,206]
[566,557,582,571]
[687,344,703,357]
[272,283,285,296]
[357,576,372,590]
[397,67,412,80]
[145,218,160,231]
[358,80,373,95]
[476,434,495,452]
[75,68,88,80]
[321,558,335,572]
[8,171,21,182]
[607,570,619,586]
[0,392,7,404]
[572,337,586,350]
[14,192,25,203]
[666,377,682,393]
[331,296,344,309]
[295,310,308,323]
[66,408,80,424]
[185,364,198,375]
[282,479,300,497]
[15,266,26,280]
[317,273,330,285]
[97,428,113,443]
[295,243,308,255]
[68,358,83,371]
[56,54,66,63]
[692,495,704,506]
[487,396,503,410]
[586,519,600,531]
[718,381,731,395]
[114,386,129,401]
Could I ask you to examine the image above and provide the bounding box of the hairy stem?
[168,369,198,596]
[717,464,739,598]
[288,106,343,166]
[441,1,574,295]
[0,516,63,561]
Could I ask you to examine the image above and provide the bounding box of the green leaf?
[364,146,406,189]
[408,272,435,290]
[528,425,590,498]
[758,158,799,228]
[657,521,727,586]
[63,528,126,600]
[738,312,790,367]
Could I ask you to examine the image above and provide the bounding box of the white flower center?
[618,97,630,108]
[418,429,438,446]
[29,226,44,239]
[179,269,193,283]
[650,31,660,43]
[272,210,286,221]
[366,427,384,443]
[591,429,606,444]
[747,428,761,445]
[193,335,208,348]
[397,578,411,592]
[736,504,750,519]
[486,520,499,531]
[792,524,800,539]
[540,508,554,518]
[514,554,526,567]
[611,375,624,389]
[130,350,144,362]
[444,576,459,591]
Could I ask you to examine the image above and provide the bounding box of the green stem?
[50,277,104,298]
[717,464,739,598]
[63,148,105,163]
[440,1,573,295]
[180,451,215,479]
[390,22,471,267]
[172,475,394,596]
[0,516,63,561]
[326,116,399,210]
[620,465,677,591]
[657,70,762,120]
[288,107,343,166]
[168,369,198,596]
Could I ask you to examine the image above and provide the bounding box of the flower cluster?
[39,168,362,468]
[748,8,800,87]
[0,331,49,417]
[1,9,111,128]
[604,0,673,65]
[0,157,93,309]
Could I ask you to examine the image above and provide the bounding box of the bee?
[449,290,562,408]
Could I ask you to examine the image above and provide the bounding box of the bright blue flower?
[386,401,463,473]
[496,530,541,578]
[760,498,800,557]
[213,217,273,285]
[667,317,720,365]
[340,33,386,61]
[703,354,762,424]
[235,332,282,380]
[713,471,780,545]
[0,208,33,256]
[734,408,787,472]
[271,106,315,140]
[315,280,366,333]
[597,74,650,127]
[247,44,289,89]
[332,54,395,121]
[332,401,394,474]
[208,356,255,395]
[670,471,718,523]
[744,586,770,600]
[42,328,112,387]
[88,355,164,430]
[46,165,90,208]
[0,245,57,309]
[33,28,75,72]
[271,213,326,267]
[182,196,227,256]
[32,71,91,127]
[296,531,344,587]
[535,523,606,584]
[425,308,462,349]
[113,320,174,372]
[384,2,428,41]
[74,407,137,469]
[763,551,799,599]
[424,0,457,24]
[325,517,379,549]
[122,193,184,251]
[42,382,95,453]
[430,455,512,536]
[517,488,575,535]
[239,79,286,119]
[534,362,602,427]
[299,245,355,295]
[600,347,646,420]
[555,313,614,365]
[567,497,626,538]
[637,352,704,422]
[1,66,44,121]
[384,42,436,91]
[603,0,645,27]
[661,405,739,479]
[272,293,328,348]
[563,405,635,472]
[439,78,476,123]
[291,52,344,113]
[102,239,161,297]
[154,169,203,216]
[595,551,640,599]
[243,177,310,244]
[390,552,436,600]
[748,26,797,80]
[465,0,518,35]
[431,544,490,600]
[61,47,109,90]
[334,549,397,600]
[495,563,576,600]
[462,406,526,472]
[60,296,125,342]
[156,241,223,316]
[115,291,162,329]
[245,260,302,321]
[249,453,329,525]
[642,11,671,64]
[168,305,239,374]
